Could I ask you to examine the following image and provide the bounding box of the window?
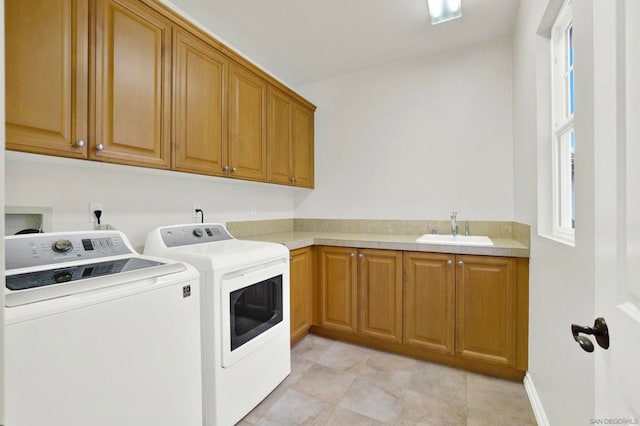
[551,0,575,241]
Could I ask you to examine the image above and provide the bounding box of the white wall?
[5,152,296,251]
[293,37,514,221]
[512,0,595,424]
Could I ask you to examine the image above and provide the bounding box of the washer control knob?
[193,228,204,237]
[52,239,73,253]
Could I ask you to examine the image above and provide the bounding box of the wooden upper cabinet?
[267,87,294,185]
[404,252,455,354]
[293,104,314,188]
[229,63,267,181]
[456,255,517,367]
[266,86,315,188]
[318,247,358,334]
[92,0,172,168]
[173,29,227,176]
[358,249,403,343]
[290,247,313,345]
[6,0,314,186]
[5,0,89,158]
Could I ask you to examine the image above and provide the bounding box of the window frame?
[550,0,575,243]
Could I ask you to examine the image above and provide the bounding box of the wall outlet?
[89,202,104,223]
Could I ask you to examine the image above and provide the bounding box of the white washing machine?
[144,223,290,426]
[4,230,203,426]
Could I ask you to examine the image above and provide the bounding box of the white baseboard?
[524,372,550,426]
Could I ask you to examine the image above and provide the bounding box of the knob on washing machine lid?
[193,228,204,237]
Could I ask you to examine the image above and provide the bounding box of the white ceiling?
[168,0,520,86]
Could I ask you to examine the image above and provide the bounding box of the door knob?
[571,317,610,352]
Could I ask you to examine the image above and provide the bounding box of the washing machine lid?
[5,230,187,307]
[145,224,289,272]
[7,257,166,290]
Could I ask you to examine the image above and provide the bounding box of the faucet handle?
[451,211,458,219]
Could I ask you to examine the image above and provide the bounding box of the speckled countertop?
[240,231,530,258]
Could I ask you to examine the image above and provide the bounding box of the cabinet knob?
[458,260,464,266]
[447,259,452,265]
[74,140,85,148]
[289,256,293,261]
[350,252,355,257]
[358,253,364,259]
[96,143,104,152]
[222,165,229,172]
[290,177,295,183]
[231,167,237,173]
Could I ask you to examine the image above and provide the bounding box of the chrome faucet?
[451,211,458,236]
[464,221,470,236]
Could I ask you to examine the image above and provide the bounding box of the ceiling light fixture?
[427,0,462,25]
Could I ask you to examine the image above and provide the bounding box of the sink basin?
[416,234,494,246]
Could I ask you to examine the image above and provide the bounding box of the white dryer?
[4,230,203,426]
[144,223,290,426]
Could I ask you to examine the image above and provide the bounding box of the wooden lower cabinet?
[318,247,402,341]
[314,247,528,380]
[289,247,312,345]
[318,247,358,334]
[456,255,517,366]
[358,249,403,343]
[403,252,455,355]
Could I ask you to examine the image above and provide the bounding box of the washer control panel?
[5,232,131,270]
[160,224,233,247]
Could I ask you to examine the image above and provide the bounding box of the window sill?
[538,232,575,247]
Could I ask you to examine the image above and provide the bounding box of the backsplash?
[227,218,531,242]
[226,219,294,238]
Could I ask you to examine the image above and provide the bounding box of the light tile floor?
[239,335,537,425]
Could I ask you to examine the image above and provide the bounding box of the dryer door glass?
[229,274,283,351]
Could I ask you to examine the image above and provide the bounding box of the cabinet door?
[358,249,403,343]
[93,0,172,168]
[6,0,88,158]
[456,255,517,366]
[292,103,314,188]
[173,29,227,176]
[266,87,294,185]
[229,63,267,181]
[319,247,358,334]
[404,252,455,354]
[290,247,312,345]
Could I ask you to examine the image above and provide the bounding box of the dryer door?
[220,260,289,367]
